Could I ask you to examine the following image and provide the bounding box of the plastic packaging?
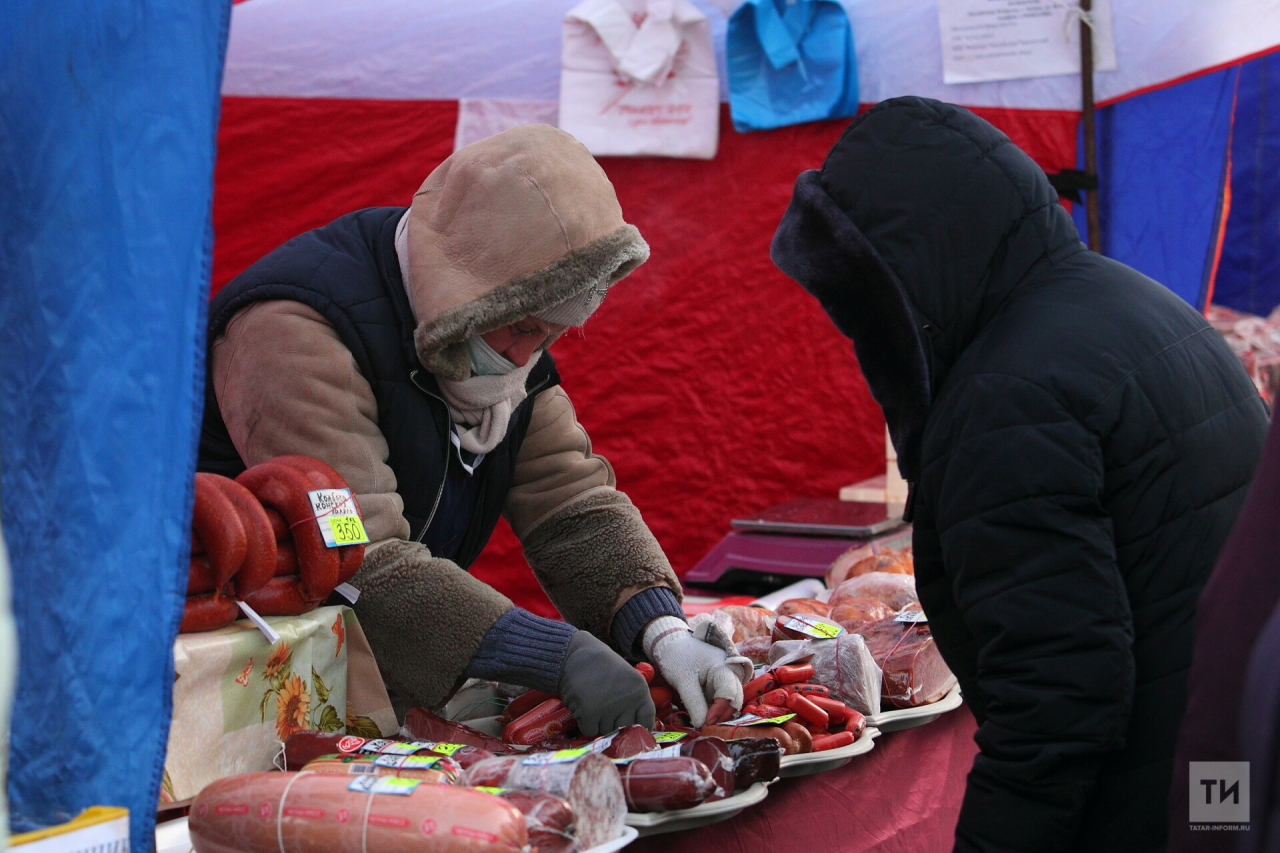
[829,597,895,632]
[715,605,778,643]
[829,572,918,611]
[861,619,957,708]
[460,752,625,848]
[617,757,721,812]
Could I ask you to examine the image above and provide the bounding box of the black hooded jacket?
[772,98,1269,852]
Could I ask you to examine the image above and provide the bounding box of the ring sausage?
[271,455,364,583]
[235,461,340,602]
[180,593,239,634]
[192,473,247,589]
[206,475,277,599]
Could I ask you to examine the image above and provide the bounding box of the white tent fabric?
[223,0,1280,108]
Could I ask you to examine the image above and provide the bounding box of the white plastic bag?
[559,0,720,159]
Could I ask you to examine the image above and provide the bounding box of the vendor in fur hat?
[198,124,749,734]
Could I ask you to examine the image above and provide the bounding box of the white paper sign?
[938,0,1117,84]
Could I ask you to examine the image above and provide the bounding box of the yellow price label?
[429,743,466,756]
[329,515,369,545]
[808,620,843,639]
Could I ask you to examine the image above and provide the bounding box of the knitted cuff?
[610,586,686,661]
[463,608,578,694]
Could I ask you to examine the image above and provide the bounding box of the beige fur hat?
[407,124,650,380]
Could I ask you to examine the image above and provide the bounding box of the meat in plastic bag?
[809,632,882,716]
[830,571,918,611]
[829,596,895,632]
[716,605,777,642]
[860,618,957,708]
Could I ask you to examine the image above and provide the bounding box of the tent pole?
[1080,0,1102,252]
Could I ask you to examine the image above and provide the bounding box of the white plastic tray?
[157,814,640,853]
[865,683,963,732]
[624,781,769,836]
[777,726,880,778]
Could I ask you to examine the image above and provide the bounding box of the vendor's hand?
[558,631,655,737]
[642,616,753,728]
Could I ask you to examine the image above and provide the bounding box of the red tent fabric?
[213,99,1077,615]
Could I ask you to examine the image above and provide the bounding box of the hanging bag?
[727,0,859,132]
[559,0,720,159]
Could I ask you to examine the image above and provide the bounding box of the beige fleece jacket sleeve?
[211,300,512,708]
[506,386,682,646]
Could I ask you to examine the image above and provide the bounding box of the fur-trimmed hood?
[771,97,1082,480]
[408,123,649,380]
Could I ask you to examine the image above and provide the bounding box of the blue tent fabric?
[1074,66,1238,310]
[0,2,230,848]
[1215,53,1280,317]
[727,0,859,132]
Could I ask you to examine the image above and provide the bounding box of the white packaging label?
[308,488,370,548]
[895,610,928,624]
[348,775,420,796]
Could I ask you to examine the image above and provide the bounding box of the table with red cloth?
[631,704,978,853]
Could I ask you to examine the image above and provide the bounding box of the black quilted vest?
[198,207,560,567]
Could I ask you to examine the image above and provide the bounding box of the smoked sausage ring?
[236,461,340,602]
[206,474,277,599]
[271,455,365,583]
[191,473,247,589]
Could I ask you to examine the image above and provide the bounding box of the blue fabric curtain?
[1075,66,1238,310]
[1215,53,1280,317]
[0,2,229,848]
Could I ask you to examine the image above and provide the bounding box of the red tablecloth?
[631,704,978,853]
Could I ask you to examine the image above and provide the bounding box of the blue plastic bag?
[727,0,859,132]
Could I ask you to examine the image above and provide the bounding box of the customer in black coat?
[771,96,1269,853]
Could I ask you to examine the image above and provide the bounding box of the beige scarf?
[397,211,539,454]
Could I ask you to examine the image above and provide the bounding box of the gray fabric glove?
[557,631,655,736]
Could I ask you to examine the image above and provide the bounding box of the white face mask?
[465,335,518,376]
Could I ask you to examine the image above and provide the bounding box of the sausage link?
[207,475,277,599]
[241,576,314,617]
[271,454,364,583]
[235,461,339,602]
[192,473,247,588]
[180,593,239,633]
[501,698,577,746]
[187,556,218,596]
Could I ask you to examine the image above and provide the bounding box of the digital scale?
[682,497,911,598]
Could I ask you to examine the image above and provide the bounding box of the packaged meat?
[829,596,895,631]
[827,546,913,587]
[301,753,458,782]
[715,605,776,643]
[700,724,796,754]
[678,736,736,798]
[493,791,575,853]
[809,632,883,715]
[774,598,831,619]
[501,689,555,723]
[460,752,626,849]
[829,571,918,611]
[735,636,772,665]
[860,618,957,708]
[617,757,720,812]
[501,698,576,746]
[592,725,657,759]
[404,707,511,753]
[723,737,783,788]
[189,771,527,853]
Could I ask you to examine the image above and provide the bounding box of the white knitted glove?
[643,616,753,728]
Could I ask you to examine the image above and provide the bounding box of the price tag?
[308,488,370,548]
[373,753,446,769]
[473,787,510,796]
[347,776,420,796]
[589,732,618,753]
[722,712,797,726]
[428,743,467,756]
[781,614,846,640]
[651,731,689,743]
[520,747,591,766]
[895,610,928,624]
[357,739,395,754]
[377,742,425,756]
[612,744,683,764]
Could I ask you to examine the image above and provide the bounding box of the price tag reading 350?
[308,488,370,548]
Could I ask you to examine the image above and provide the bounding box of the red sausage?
[743,673,778,701]
[271,454,365,583]
[236,461,340,602]
[760,688,790,707]
[785,683,831,698]
[598,725,658,759]
[504,689,556,723]
[241,576,314,617]
[635,662,656,683]
[808,696,852,724]
[187,555,218,596]
[773,664,816,684]
[274,541,298,577]
[618,757,719,812]
[180,593,239,633]
[843,708,867,737]
[744,704,790,719]
[263,507,289,542]
[785,692,830,729]
[812,731,856,752]
[502,698,577,746]
[191,473,247,588]
[207,475,277,599]
[402,707,511,753]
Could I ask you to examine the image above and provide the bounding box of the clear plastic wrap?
[735,635,773,665]
[828,596,895,632]
[494,791,576,853]
[767,635,882,715]
[714,605,777,643]
[829,571,918,610]
[460,752,625,848]
[861,619,957,708]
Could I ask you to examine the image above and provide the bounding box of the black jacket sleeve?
[926,374,1135,853]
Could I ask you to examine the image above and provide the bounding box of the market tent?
[0,2,229,849]
[213,0,1280,615]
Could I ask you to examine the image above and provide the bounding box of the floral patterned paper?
[162,605,396,805]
